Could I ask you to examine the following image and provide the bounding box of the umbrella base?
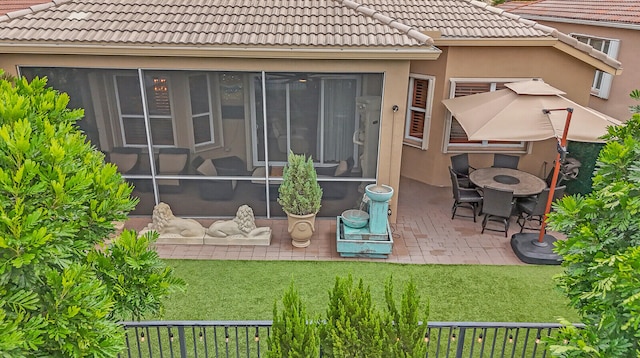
[510,233,562,265]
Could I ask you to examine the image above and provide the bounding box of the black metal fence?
[119,321,580,358]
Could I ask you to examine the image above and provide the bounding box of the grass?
[157,260,579,323]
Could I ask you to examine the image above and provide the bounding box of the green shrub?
[320,275,387,358]
[546,93,640,357]
[89,230,186,321]
[0,71,184,356]
[384,276,429,358]
[277,152,322,215]
[267,281,319,358]
[270,275,431,358]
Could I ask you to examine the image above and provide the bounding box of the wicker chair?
[492,154,520,169]
[516,185,566,232]
[448,167,483,222]
[450,153,475,188]
[481,186,515,237]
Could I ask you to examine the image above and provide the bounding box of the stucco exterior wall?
[535,21,636,123]
[401,45,597,187]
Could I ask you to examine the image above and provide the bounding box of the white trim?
[570,34,619,99]
[403,74,435,150]
[188,73,216,147]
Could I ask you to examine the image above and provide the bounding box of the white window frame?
[188,73,216,148]
[113,71,226,151]
[571,33,620,99]
[114,74,176,148]
[404,74,435,150]
[443,77,531,153]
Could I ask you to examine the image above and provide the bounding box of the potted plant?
[278,152,323,247]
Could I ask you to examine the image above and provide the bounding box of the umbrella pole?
[510,108,573,265]
[537,108,573,245]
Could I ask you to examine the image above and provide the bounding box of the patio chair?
[450,153,475,188]
[449,167,483,222]
[492,154,520,169]
[481,186,515,237]
[107,147,141,174]
[157,147,190,193]
[516,185,566,232]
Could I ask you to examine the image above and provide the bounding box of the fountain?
[336,184,394,258]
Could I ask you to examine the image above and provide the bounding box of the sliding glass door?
[252,73,359,166]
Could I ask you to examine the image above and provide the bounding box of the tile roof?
[498,0,640,26]
[0,0,622,70]
[0,0,438,48]
[0,0,49,16]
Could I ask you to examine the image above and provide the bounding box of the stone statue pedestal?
[141,203,271,246]
[203,235,270,246]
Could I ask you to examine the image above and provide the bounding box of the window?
[404,74,435,149]
[115,74,175,146]
[445,78,528,152]
[572,34,620,99]
[189,74,215,146]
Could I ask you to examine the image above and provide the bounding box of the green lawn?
[157,260,579,324]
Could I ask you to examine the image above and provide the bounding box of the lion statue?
[206,205,271,238]
[146,202,206,237]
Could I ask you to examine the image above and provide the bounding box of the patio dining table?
[469,167,546,197]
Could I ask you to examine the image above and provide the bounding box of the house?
[0,0,621,222]
[499,0,639,123]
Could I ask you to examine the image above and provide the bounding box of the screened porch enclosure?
[19,67,383,218]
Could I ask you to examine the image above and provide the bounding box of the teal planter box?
[336,217,393,258]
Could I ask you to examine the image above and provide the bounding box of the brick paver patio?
[124,176,564,265]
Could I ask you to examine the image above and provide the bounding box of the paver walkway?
[124,176,564,265]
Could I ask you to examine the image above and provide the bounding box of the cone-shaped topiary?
[267,281,320,357]
[277,152,322,215]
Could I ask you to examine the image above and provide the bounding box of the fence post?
[455,327,466,358]
[178,326,188,358]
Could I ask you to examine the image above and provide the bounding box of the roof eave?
[434,38,557,46]
[438,37,622,75]
[0,43,442,60]
[553,42,623,75]
[514,14,640,31]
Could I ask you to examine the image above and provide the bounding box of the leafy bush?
[0,71,184,356]
[89,230,186,321]
[546,93,640,357]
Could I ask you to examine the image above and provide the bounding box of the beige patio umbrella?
[442,79,621,264]
[442,79,621,143]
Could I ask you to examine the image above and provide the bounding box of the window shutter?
[449,82,511,144]
[450,82,490,142]
[409,111,425,138]
[412,79,428,108]
[454,82,491,97]
[449,119,472,143]
[408,78,429,138]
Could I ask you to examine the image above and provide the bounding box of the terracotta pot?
[285,212,316,248]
